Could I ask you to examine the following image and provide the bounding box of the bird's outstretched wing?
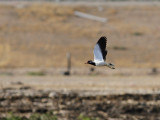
[93,36,108,62]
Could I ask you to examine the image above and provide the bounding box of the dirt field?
[0,69,160,119]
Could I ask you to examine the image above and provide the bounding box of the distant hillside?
[0,3,160,68]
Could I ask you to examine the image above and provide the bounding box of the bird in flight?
[85,36,115,69]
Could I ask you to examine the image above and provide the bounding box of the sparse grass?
[29,113,57,120]
[112,46,128,50]
[3,113,99,120]
[27,71,46,76]
[133,32,143,36]
[78,114,99,120]
[4,113,57,120]
[0,72,13,76]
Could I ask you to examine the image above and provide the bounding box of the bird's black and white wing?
[93,36,108,62]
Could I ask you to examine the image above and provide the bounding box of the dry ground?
[0,74,160,94]
[0,2,160,68]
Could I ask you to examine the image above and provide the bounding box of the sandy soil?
[1,74,160,94]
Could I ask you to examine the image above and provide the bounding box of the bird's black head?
[87,60,93,64]
[85,60,96,66]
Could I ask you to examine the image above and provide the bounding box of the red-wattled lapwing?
[85,36,115,69]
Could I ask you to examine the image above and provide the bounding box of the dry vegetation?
[0,3,160,68]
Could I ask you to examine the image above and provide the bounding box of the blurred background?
[0,0,160,120]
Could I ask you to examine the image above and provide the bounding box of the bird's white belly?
[95,61,107,66]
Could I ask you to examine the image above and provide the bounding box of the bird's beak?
[85,62,88,64]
